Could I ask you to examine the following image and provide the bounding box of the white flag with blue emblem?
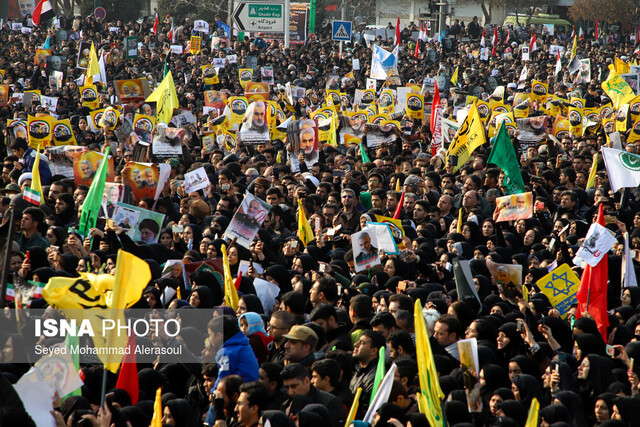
[370,44,398,80]
[602,147,640,193]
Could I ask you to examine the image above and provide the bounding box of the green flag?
[487,123,524,195]
[370,346,386,405]
[361,144,371,164]
[78,147,111,237]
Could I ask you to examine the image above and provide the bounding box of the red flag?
[492,26,498,56]
[153,12,159,35]
[576,204,610,342]
[234,270,243,290]
[480,27,485,48]
[393,191,405,219]
[115,334,138,404]
[504,30,510,45]
[529,31,537,52]
[32,0,54,26]
[431,82,443,156]
[395,17,401,46]
[595,19,599,39]
[636,23,640,46]
[168,19,175,44]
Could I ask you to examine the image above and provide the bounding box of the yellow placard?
[536,264,579,318]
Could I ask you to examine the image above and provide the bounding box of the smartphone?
[290,240,298,249]
[172,225,184,233]
[522,151,528,161]
[105,392,115,404]
[536,202,545,210]
[50,245,59,253]
[333,170,346,177]
[606,345,616,357]
[221,183,231,190]
[516,320,523,332]
[345,164,351,171]
[319,263,326,273]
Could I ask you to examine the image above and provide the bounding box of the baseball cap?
[404,175,422,188]
[282,325,318,347]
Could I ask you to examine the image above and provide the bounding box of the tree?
[156,0,229,22]
[569,0,637,27]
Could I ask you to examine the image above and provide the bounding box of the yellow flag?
[344,387,362,427]
[297,199,314,247]
[525,398,540,427]
[86,42,100,86]
[457,208,463,233]
[446,102,486,173]
[395,178,401,192]
[146,70,179,125]
[569,35,577,63]
[451,66,459,86]
[615,57,630,75]
[414,300,445,426]
[602,66,636,108]
[102,250,151,372]
[221,244,239,310]
[151,388,162,427]
[31,148,42,196]
[326,115,338,147]
[42,272,142,372]
[586,153,598,189]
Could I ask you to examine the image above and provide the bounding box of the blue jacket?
[22,147,52,185]
[214,331,259,388]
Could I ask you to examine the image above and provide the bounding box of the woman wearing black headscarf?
[574,333,606,361]
[594,392,616,426]
[612,396,640,427]
[496,323,523,366]
[577,354,614,420]
[164,398,199,427]
[512,374,544,409]
[260,410,295,427]
[189,270,224,306]
[554,390,589,427]
[263,264,293,296]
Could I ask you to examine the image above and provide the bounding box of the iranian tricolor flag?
[23,187,41,206]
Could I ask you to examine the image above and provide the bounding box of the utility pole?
[284,0,290,48]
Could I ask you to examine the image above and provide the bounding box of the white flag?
[363,363,397,423]
[623,232,638,288]
[519,66,528,82]
[370,44,398,80]
[601,147,640,192]
[555,54,562,77]
[574,222,617,267]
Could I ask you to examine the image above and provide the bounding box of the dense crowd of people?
[2,9,640,427]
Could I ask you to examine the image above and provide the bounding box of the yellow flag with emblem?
[146,70,179,125]
[414,299,445,426]
[446,102,486,173]
[42,251,149,373]
[602,66,636,108]
[151,388,163,427]
[222,244,239,310]
[615,57,630,74]
[297,198,314,246]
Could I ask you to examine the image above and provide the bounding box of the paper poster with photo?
[486,259,523,299]
[223,192,272,249]
[204,90,228,113]
[126,162,172,201]
[152,127,185,159]
[245,82,269,102]
[494,192,533,222]
[170,110,196,128]
[73,150,115,187]
[364,123,397,148]
[52,119,77,145]
[170,45,183,54]
[458,338,480,378]
[184,166,211,194]
[113,202,166,244]
[326,74,341,90]
[253,278,280,315]
[115,79,150,103]
[365,222,399,255]
[352,227,382,272]
[48,146,87,177]
[239,100,270,144]
[239,69,253,88]
[27,114,52,147]
[574,222,617,267]
[516,116,549,143]
[133,114,155,144]
[287,118,319,169]
[101,183,124,218]
[76,41,91,69]
[261,66,274,85]
[339,113,365,145]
